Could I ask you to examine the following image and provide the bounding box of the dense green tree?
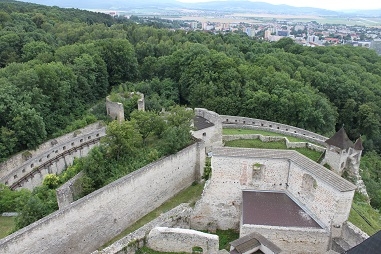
[130,110,165,143]
[102,120,142,159]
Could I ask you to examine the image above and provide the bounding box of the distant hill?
[14,0,381,17]
[186,1,339,16]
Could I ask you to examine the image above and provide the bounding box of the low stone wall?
[56,171,85,209]
[221,115,328,146]
[0,122,106,190]
[0,141,204,254]
[147,227,219,254]
[241,225,329,254]
[93,203,193,254]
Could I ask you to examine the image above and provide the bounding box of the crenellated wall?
[0,141,205,254]
[0,122,106,190]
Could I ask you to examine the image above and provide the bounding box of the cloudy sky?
[178,0,381,11]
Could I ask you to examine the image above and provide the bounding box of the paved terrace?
[213,147,356,192]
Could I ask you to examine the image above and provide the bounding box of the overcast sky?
[178,0,381,11]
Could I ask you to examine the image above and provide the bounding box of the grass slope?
[0,216,15,239]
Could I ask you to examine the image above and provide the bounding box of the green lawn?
[223,128,310,143]
[101,182,205,249]
[225,139,323,162]
[0,216,15,239]
[348,193,381,236]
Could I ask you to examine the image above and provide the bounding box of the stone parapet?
[222,115,328,146]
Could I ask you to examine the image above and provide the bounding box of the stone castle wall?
[191,147,356,249]
[106,96,124,122]
[193,108,223,154]
[93,203,193,254]
[221,115,328,145]
[56,171,85,209]
[287,161,354,234]
[0,122,106,190]
[0,141,205,254]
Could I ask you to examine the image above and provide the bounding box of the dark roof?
[193,116,214,131]
[325,127,354,150]
[345,230,381,254]
[354,137,364,151]
[242,191,322,228]
[213,147,357,192]
[230,232,282,254]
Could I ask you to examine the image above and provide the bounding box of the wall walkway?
[0,122,106,190]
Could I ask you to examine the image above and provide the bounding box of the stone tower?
[323,127,363,176]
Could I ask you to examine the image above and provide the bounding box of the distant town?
[100,9,381,54]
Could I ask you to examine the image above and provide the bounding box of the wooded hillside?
[2,0,381,232]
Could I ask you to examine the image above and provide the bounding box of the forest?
[1,0,381,229]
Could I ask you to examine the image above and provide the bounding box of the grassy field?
[223,128,311,143]
[101,182,205,249]
[0,216,15,239]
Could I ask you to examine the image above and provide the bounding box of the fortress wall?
[241,225,329,254]
[0,122,104,179]
[0,142,204,254]
[221,115,327,145]
[194,108,223,149]
[94,204,193,254]
[147,227,219,254]
[0,123,106,190]
[191,155,289,230]
[287,161,354,230]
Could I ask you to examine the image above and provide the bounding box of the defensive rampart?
[0,122,106,190]
[221,115,328,145]
[0,141,205,254]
